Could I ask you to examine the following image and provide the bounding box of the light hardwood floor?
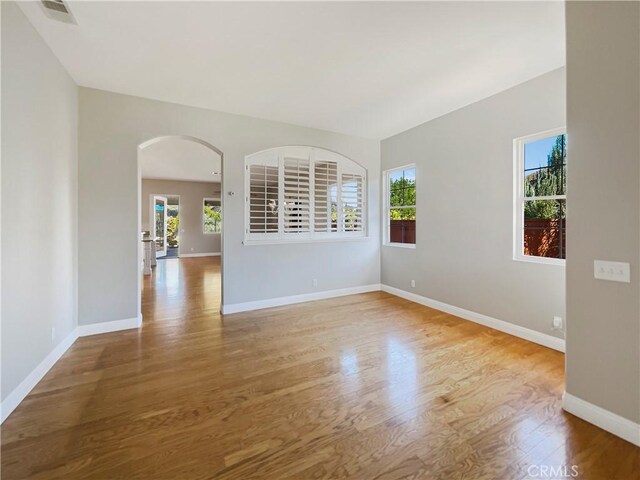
[1,257,638,479]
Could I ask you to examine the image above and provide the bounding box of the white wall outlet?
[594,260,630,283]
[410,280,416,288]
[552,316,563,330]
[312,279,318,287]
[190,247,194,252]
[51,327,56,342]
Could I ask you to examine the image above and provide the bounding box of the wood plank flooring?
[1,257,638,479]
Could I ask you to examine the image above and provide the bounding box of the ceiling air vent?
[40,0,77,24]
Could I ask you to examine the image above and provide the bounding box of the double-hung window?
[514,128,567,264]
[245,146,367,243]
[383,165,416,247]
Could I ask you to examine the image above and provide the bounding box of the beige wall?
[1,3,78,403]
[141,179,221,255]
[381,68,566,341]
[79,88,380,324]
[565,1,640,424]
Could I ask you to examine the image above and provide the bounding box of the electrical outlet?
[552,316,563,330]
[312,279,318,287]
[410,280,416,288]
[51,327,56,342]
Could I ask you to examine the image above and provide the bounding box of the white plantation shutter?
[341,173,364,232]
[245,147,366,242]
[283,157,311,233]
[314,161,338,232]
[248,163,279,234]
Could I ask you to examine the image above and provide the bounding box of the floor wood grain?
[1,257,638,479]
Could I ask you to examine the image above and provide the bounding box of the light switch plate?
[594,260,630,283]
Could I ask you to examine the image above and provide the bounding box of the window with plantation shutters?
[244,146,367,243]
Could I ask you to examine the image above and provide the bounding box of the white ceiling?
[19,1,565,139]
[139,137,222,182]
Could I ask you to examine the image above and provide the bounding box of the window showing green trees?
[521,133,566,260]
[386,166,416,245]
[167,205,179,247]
[204,198,222,233]
[524,134,566,219]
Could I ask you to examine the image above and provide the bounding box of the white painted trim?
[179,252,221,258]
[1,330,77,423]
[563,392,640,446]
[513,127,567,266]
[382,164,417,247]
[221,284,381,314]
[383,243,416,249]
[77,314,142,337]
[381,284,565,352]
[1,314,144,424]
[242,237,367,246]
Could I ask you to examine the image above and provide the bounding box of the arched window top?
[244,146,367,244]
[246,146,365,174]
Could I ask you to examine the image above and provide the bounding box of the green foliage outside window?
[524,135,566,220]
[389,176,416,220]
[167,216,179,247]
[204,204,222,233]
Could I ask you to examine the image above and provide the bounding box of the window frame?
[243,146,368,245]
[513,127,566,266]
[383,164,416,249]
[203,197,222,235]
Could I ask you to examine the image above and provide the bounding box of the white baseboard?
[381,284,565,353]
[1,314,143,424]
[179,252,221,258]
[563,392,640,446]
[1,330,77,423]
[221,284,382,314]
[77,314,143,337]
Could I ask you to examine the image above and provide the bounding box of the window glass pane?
[523,199,566,259]
[524,135,567,197]
[389,169,416,207]
[167,204,179,248]
[204,199,222,233]
[403,168,416,184]
[154,199,165,251]
[389,208,416,245]
[389,170,403,184]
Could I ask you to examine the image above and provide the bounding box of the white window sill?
[383,242,416,249]
[243,236,368,246]
[513,255,565,266]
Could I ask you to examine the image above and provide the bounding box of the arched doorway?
[137,135,225,317]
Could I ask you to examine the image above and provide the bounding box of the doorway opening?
[137,135,224,317]
[152,194,180,258]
